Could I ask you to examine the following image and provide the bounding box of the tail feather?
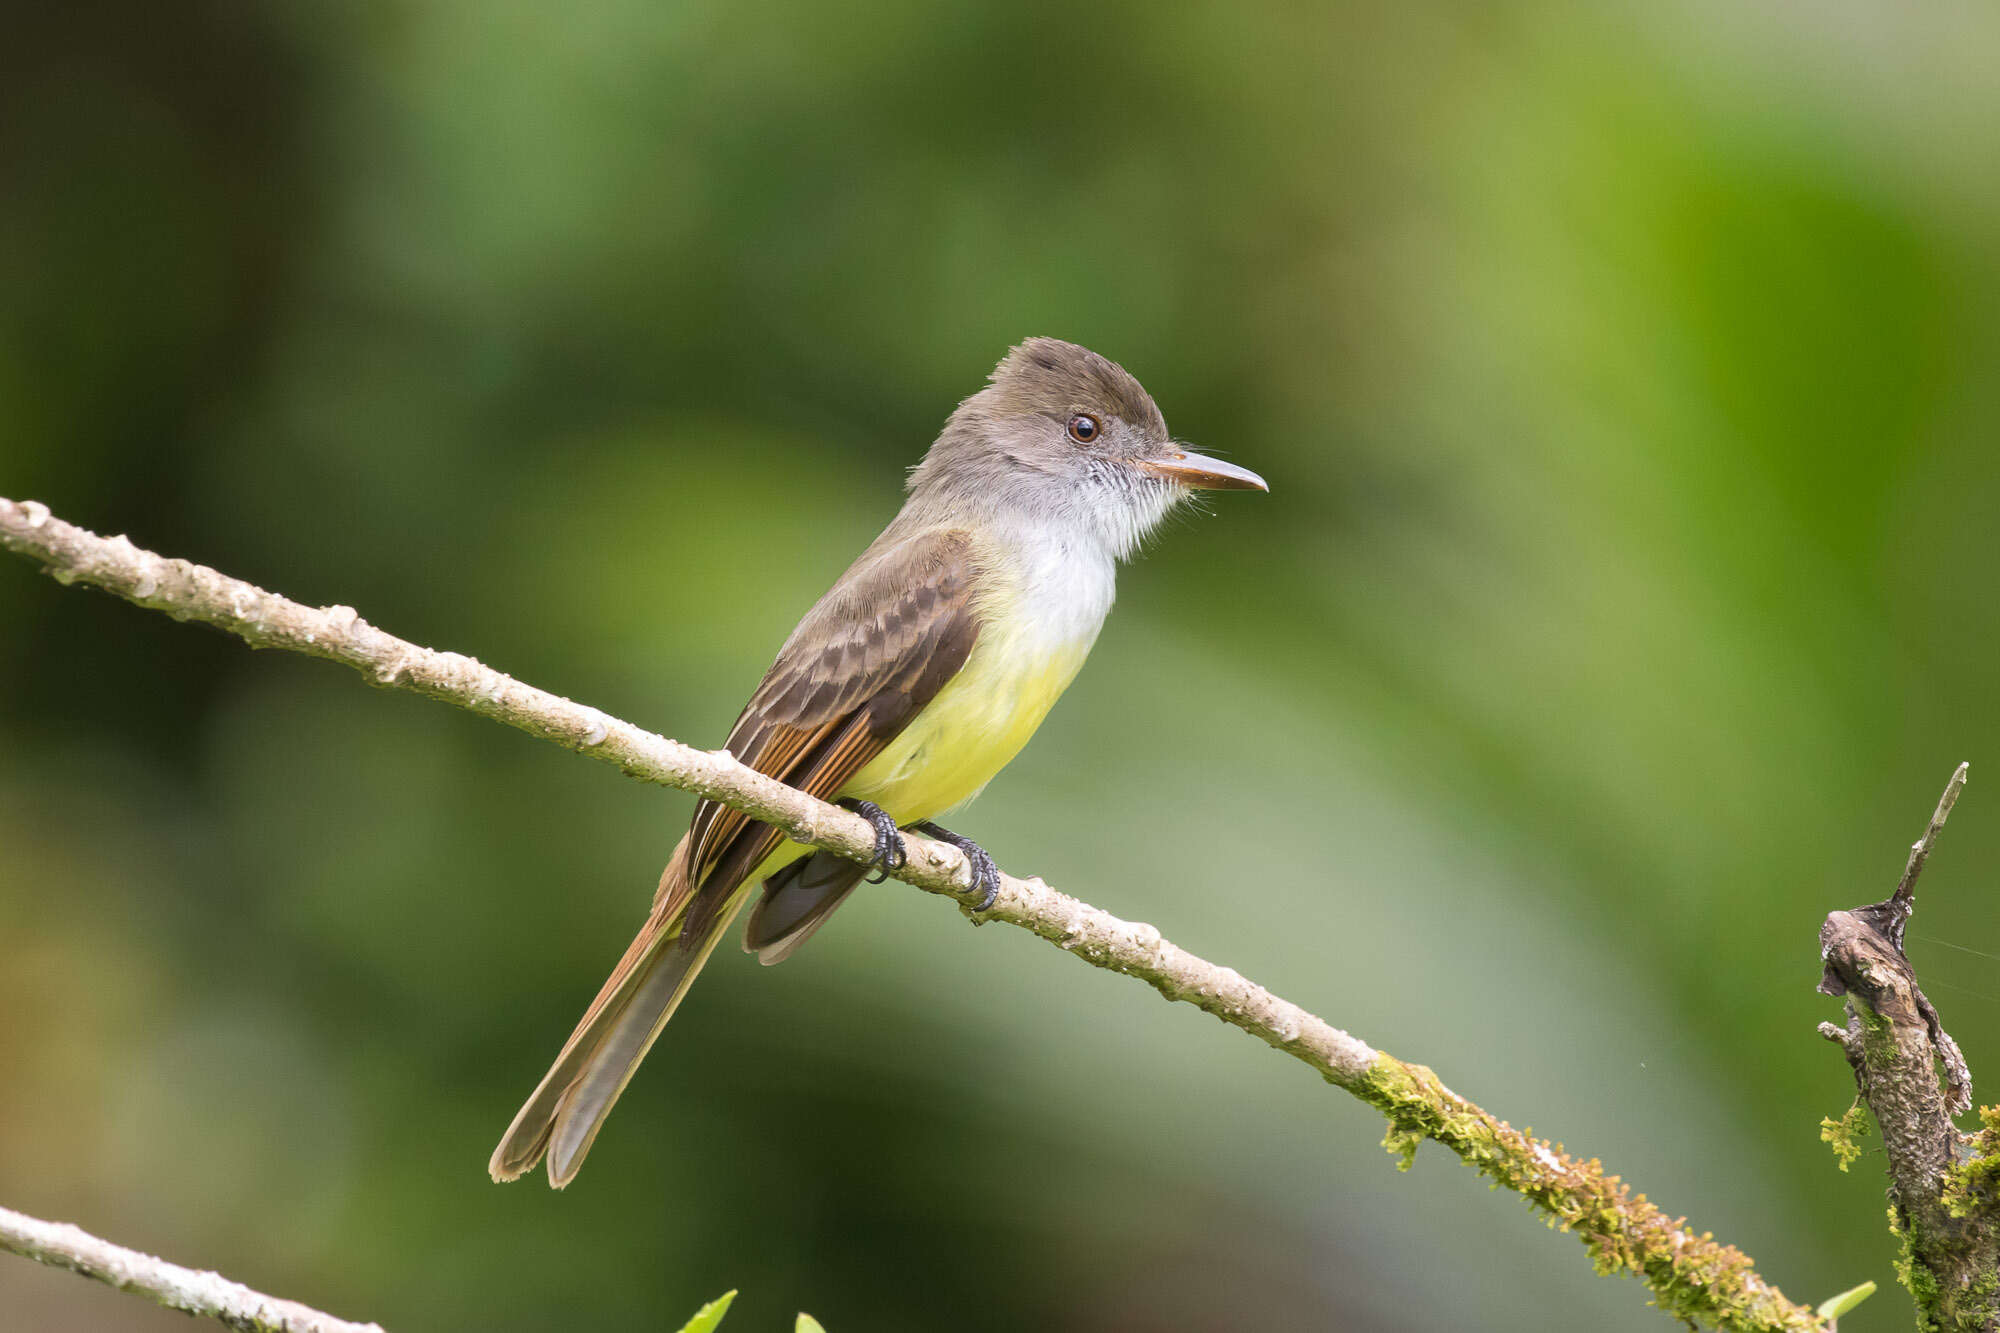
[492,831,869,1186]
[541,896,745,1184]
[489,838,746,1188]
[742,849,868,967]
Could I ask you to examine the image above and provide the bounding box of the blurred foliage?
[677,1290,736,1333]
[5,2,2000,1330]
[674,1296,831,1333]
[1818,1282,1877,1325]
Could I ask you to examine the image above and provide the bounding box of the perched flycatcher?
[491,337,1266,1186]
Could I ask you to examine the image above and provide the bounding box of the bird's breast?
[840,537,1114,825]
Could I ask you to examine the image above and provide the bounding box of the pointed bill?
[1137,449,1269,492]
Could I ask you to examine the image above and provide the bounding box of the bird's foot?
[914,821,1001,912]
[840,800,907,883]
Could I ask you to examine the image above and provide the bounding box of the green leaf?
[796,1316,828,1333]
[1815,1280,1876,1322]
[674,1291,738,1333]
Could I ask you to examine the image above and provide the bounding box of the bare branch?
[0,1204,385,1333]
[1818,765,1993,1330]
[1898,763,1968,896]
[0,496,1823,1332]
[1843,758,1977,970]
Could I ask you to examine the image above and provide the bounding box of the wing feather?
[670,528,981,933]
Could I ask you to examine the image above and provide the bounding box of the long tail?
[489,839,746,1187]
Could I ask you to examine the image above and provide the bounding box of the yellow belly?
[842,632,1090,823]
[750,618,1094,881]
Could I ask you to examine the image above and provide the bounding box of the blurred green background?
[4,2,1998,1329]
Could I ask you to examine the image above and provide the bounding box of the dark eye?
[1067,414,1100,443]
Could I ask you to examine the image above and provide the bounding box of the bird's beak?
[1136,449,1269,493]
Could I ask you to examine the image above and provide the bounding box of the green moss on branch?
[1358,1056,1821,1332]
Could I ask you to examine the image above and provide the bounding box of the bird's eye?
[1067,414,1100,443]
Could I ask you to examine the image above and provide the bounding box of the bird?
[489,337,1267,1187]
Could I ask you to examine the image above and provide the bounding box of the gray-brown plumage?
[489,338,1265,1187]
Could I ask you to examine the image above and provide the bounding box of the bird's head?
[910,337,1266,558]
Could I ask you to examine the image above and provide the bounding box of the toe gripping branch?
[914,821,1001,912]
[841,800,907,883]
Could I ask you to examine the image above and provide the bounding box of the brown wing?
[671,526,981,936]
[490,526,981,1185]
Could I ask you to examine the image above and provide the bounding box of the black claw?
[915,822,1001,912]
[841,800,906,883]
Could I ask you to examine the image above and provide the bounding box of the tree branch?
[0,1203,385,1333]
[1818,763,1996,1330]
[0,496,1822,1331]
